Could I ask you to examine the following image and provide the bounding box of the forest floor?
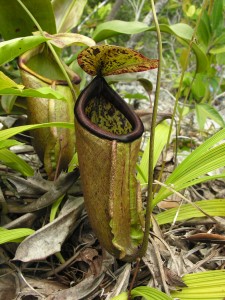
[0,89,225,300]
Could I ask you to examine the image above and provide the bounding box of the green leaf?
[171,270,225,299]
[50,195,64,222]
[1,94,18,114]
[52,0,87,33]
[0,139,23,150]
[0,86,67,101]
[195,105,207,131]
[122,92,148,101]
[191,74,207,99]
[92,21,207,73]
[178,38,208,73]
[197,11,211,46]
[92,20,150,43]
[0,35,48,66]
[216,52,225,65]
[45,32,95,48]
[155,199,225,225]
[0,73,67,101]
[0,122,73,142]
[211,0,223,35]
[209,44,225,55]
[131,286,173,299]
[111,292,128,300]
[158,23,194,40]
[0,71,24,89]
[0,148,34,176]
[0,0,56,39]
[153,127,225,205]
[137,122,170,185]
[138,78,153,95]
[77,45,158,76]
[212,32,225,47]
[111,287,173,300]
[0,227,34,244]
[93,21,194,42]
[195,103,225,130]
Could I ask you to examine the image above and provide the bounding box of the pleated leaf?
[0,148,34,176]
[131,286,173,299]
[0,227,34,244]
[0,139,23,149]
[77,45,158,76]
[155,199,225,225]
[0,122,73,142]
[171,270,225,299]
[154,128,225,205]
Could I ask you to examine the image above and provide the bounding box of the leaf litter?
[0,97,225,299]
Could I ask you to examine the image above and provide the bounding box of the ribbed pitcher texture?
[75,76,145,261]
[19,45,80,178]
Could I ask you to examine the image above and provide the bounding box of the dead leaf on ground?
[7,172,54,196]
[105,263,131,299]
[46,268,105,300]
[7,170,80,213]
[186,233,225,244]
[75,247,101,277]
[13,197,84,262]
[0,268,20,300]
[19,277,67,300]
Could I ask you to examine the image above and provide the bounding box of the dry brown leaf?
[46,269,105,300]
[0,268,20,300]
[13,197,84,262]
[186,233,225,244]
[105,264,131,299]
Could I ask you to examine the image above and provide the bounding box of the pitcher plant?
[75,45,158,261]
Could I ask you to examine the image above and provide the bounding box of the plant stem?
[139,0,162,258]
[16,0,76,99]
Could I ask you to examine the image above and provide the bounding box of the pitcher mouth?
[75,76,144,142]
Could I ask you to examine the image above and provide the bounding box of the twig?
[128,258,141,299]
[149,235,170,295]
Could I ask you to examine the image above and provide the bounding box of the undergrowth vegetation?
[0,0,225,299]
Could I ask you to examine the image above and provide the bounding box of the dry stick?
[149,235,170,295]
[150,230,180,276]
[128,258,141,300]
[187,246,219,274]
[6,261,45,299]
[54,137,64,181]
